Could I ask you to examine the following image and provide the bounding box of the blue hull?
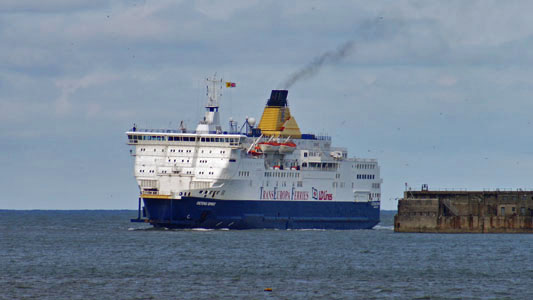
[137,197,380,230]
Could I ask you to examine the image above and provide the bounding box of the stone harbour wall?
[394,190,533,233]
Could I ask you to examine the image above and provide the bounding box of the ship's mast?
[196,75,223,134]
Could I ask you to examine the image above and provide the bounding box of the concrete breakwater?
[394,190,533,233]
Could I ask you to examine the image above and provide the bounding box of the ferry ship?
[127,76,381,229]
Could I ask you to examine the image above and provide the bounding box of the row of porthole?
[140,148,227,155]
[354,164,376,169]
[140,148,194,153]
[264,181,303,188]
[198,171,215,175]
[168,159,190,163]
[198,190,225,196]
[138,148,162,152]
[357,174,375,180]
[264,172,300,178]
[170,149,192,153]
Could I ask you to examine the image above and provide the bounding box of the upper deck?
[126,128,245,147]
[126,127,333,144]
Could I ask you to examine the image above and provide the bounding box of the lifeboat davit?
[279,141,296,153]
[258,141,280,152]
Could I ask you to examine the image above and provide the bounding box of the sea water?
[1,210,532,299]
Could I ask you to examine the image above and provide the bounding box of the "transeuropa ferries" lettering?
[259,188,309,200]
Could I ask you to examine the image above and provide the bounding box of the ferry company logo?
[312,187,318,200]
[312,187,333,200]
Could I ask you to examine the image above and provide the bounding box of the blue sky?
[2,0,533,210]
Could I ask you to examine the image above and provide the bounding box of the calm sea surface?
[1,210,532,299]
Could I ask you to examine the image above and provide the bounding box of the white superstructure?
[126,77,381,206]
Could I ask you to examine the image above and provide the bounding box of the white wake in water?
[373,225,394,231]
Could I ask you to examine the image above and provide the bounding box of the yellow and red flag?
[225,82,236,88]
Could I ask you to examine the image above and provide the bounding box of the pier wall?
[394,190,533,233]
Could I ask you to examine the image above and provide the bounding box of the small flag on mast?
[226,82,236,88]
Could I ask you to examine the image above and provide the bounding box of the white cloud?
[386,0,533,47]
[437,76,458,87]
[62,1,176,40]
[193,0,259,20]
[3,0,533,209]
[54,72,120,115]
[0,98,49,124]
[0,0,108,13]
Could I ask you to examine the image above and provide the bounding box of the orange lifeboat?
[279,141,296,153]
[258,141,280,152]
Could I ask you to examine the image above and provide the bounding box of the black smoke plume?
[280,41,356,89]
[280,17,387,89]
